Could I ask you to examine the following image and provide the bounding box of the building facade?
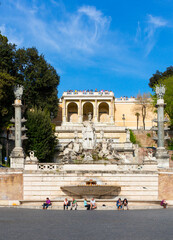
[55,91,155,149]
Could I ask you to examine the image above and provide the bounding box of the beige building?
[55,91,155,148]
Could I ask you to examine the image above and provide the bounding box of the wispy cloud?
[52,5,111,54]
[0,1,170,82]
[147,14,167,27]
[145,15,167,56]
[0,23,23,46]
[0,24,6,35]
[135,14,168,56]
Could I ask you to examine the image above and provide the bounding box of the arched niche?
[99,102,109,122]
[83,102,93,121]
[67,102,78,123]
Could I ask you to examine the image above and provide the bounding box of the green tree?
[15,47,60,116]
[0,33,17,129]
[149,67,173,127]
[129,129,137,144]
[25,108,57,162]
[0,33,17,75]
[149,70,163,89]
[135,112,140,130]
[162,76,173,126]
[149,66,173,89]
[0,33,60,131]
[0,72,15,129]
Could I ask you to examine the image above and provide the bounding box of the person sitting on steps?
[42,197,52,209]
[84,198,90,210]
[63,198,69,210]
[160,199,168,208]
[90,198,97,210]
[123,198,129,210]
[71,198,77,210]
[116,198,122,210]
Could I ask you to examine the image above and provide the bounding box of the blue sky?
[0,0,173,97]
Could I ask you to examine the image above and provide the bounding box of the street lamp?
[122,114,126,127]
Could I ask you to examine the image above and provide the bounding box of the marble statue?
[126,129,130,142]
[25,151,38,163]
[14,85,24,100]
[82,119,96,150]
[156,85,165,99]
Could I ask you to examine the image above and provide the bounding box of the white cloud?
[135,21,141,43]
[147,14,167,28]
[1,1,169,81]
[8,2,111,56]
[54,5,111,54]
[0,23,23,46]
[135,14,168,56]
[0,24,6,35]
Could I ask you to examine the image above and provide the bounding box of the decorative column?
[94,99,98,123]
[154,85,169,168]
[63,99,66,123]
[110,99,114,123]
[10,85,27,169]
[78,99,82,123]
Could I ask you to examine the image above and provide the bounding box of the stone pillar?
[155,85,169,168]
[94,100,98,123]
[10,86,25,169]
[78,100,82,123]
[14,99,22,148]
[157,98,165,148]
[110,99,114,123]
[63,99,66,123]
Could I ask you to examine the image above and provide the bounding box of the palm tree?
[135,112,140,130]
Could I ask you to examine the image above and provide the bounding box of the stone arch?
[67,102,78,123]
[83,102,94,121]
[98,102,109,122]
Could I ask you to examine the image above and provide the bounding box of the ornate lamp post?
[10,85,27,168]
[154,85,169,168]
[122,114,126,127]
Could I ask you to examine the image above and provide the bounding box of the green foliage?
[15,47,60,116]
[167,138,173,150]
[163,76,173,126]
[0,33,18,129]
[25,108,57,162]
[0,34,17,75]
[129,129,137,144]
[0,72,15,129]
[0,32,60,131]
[149,66,173,89]
[149,67,173,127]
[150,76,173,127]
[146,133,151,138]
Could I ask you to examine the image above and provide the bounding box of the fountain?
[59,112,127,164]
[61,179,121,199]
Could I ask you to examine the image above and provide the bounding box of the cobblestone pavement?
[0,208,172,240]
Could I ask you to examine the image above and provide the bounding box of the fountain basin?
[60,185,121,198]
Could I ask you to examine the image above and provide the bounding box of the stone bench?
[18,199,173,210]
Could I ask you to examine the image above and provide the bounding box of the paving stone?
[0,208,172,240]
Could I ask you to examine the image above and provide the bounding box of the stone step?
[1,205,171,210]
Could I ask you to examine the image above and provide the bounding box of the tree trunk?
[142,106,146,130]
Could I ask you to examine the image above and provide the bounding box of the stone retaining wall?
[0,169,23,200]
[23,165,159,201]
[158,171,173,200]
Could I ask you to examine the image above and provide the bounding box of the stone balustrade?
[63,91,114,96]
